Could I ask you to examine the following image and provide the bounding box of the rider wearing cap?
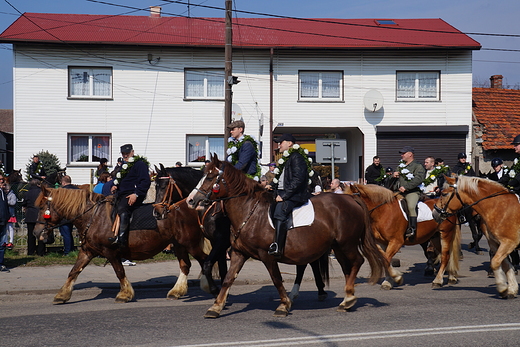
[227,120,258,176]
[453,153,475,176]
[392,146,425,240]
[268,133,310,257]
[507,135,520,194]
[108,144,150,247]
[488,157,509,185]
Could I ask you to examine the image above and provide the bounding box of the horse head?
[433,175,462,223]
[33,185,61,242]
[186,154,227,210]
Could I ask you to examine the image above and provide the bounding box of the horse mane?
[456,175,509,194]
[348,183,398,205]
[211,160,264,198]
[36,188,95,220]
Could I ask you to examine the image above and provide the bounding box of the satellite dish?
[363,89,384,112]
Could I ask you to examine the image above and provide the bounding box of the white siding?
[13,45,473,183]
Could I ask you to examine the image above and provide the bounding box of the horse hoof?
[167,294,181,300]
[395,277,404,286]
[115,296,130,303]
[274,308,289,317]
[338,297,357,311]
[380,282,393,290]
[448,279,458,285]
[204,310,220,319]
[53,299,67,305]
[431,282,442,289]
[476,251,484,256]
[318,293,328,301]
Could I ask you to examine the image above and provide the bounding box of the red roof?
[473,88,520,150]
[0,13,480,49]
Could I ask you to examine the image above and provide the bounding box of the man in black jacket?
[268,133,310,257]
[365,156,383,185]
[28,155,47,181]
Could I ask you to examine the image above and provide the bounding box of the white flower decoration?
[308,179,312,185]
[402,168,410,174]
[283,150,290,157]
[273,178,278,184]
[293,144,300,150]
[253,176,259,181]
[113,179,119,185]
[128,157,135,163]
[122,164,128,170]
[278,158,284,165]
[226,148,232,155]
[231,147,237,154]
[406,173,414,180]
[304,149,309,154]
[308,157,312,163]
[309,170,314,177]
[227,155,233,162]
[228,137,234,143]
[515,158,518,165]
[510,170,516,176]
[116,172,121,178]
[398,163,406,168]
[274,168,280,174]
[435,166,441,170]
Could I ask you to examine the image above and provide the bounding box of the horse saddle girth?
[268,200,315,230]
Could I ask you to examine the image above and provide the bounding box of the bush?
[25,150,62,181]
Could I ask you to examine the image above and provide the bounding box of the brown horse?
[433,175,519,298]
[344,183,460,289]
[187,156,388,318]
[32,186,212,304]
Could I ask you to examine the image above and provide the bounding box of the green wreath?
[226,135,261,180]
[272,144,314,185]
[113,155,150,185]
[423,164,450,186]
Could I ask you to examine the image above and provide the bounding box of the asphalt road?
[1,226,520,347]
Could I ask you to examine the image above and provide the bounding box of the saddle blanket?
[129,204,157,231]
[398,201,433,223]
[268,200,315,229]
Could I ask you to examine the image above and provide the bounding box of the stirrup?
[108,236,119,245]
[268,242,280,256]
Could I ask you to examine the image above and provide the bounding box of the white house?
[0,9,480,184]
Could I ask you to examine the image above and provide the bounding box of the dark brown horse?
[33,186,212,304]
[344,183,460,289]
[187,156,388,318]
[433,175,519,298]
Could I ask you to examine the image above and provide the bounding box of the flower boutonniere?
[423,164,450,186]
[375,166,387,183]
[226,134,261,180]
[459,163,473,175]
[272,144,314,185]
[397,160,415,181]
[113,155,150,185]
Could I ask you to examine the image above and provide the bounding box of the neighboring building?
[0,109,13,173]
[0,9,480,183]
[472,75,520,175]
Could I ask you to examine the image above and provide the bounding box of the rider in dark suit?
[507,135,520,195]
[268,133,310,257]
[487,158,509,185]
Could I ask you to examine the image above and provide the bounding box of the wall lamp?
[147,53,160,65]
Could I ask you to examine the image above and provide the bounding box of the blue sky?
[0,0,519,109]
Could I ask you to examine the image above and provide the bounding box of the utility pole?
[224,0,233,146]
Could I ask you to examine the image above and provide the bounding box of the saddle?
[110,204,157,234]
[268,200,315,230]
[398,199,433,223]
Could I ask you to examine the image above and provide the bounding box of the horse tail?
[447,222,461,276]
[351,195,388,284]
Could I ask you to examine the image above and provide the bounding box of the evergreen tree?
[26,150,62,181]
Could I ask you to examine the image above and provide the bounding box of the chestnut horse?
[187,156,388,318]
[433,175,519,298]
[32,186,212,304]
[344,183,460,289]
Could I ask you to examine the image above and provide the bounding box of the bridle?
[153,176,184,219]
[433,176,510,221]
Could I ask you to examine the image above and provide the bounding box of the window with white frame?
[69,67,112,98]
[299,71,343,100]
[185,69,225,99]
[68,134,111,164]
[396,71,440,100]
[187,136,225,163]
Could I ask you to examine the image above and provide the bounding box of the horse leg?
[204,250,249,319]
[489,239,518,298]
[167,244,191,299]
[432,228,459,288]
[107,256,135,303]
[467,212,484,255]
[53,249,94,304]
[333,245,364,311]
[260,257,292,317]
[379,242,403,290]
[289,264,306,302]
[309,256,328,301]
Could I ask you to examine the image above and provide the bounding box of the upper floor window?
[69,67,112,99]
[185,69,225,99]
[396,71,440,101]
[299,71,343,101]
[68,134,111,164]
[187,135,225,164]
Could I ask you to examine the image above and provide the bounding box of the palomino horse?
[433,175,520,298]
[155,164,330,301]
[187,156,388,318]
[344,184,460,289]
[32,186,212,303]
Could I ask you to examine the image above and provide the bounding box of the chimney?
[490,75,503,89]
[150,6,161,18]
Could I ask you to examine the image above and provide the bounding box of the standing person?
[58,175,79,256]
[0,176,9,272]
[226,120,260,178]
[422,156,438,198]
[265,163,276,184]
[507,135,520,194]
[269,134,311,257]
[96,158,109,178]
[22,179,46,256]
[392,146,425,239]
[3,182,16,250]
[330,178,343,193]
[28,155,46,181]
[108,144,150,246]
[365,156,384,185]
[487,158,509,185]
[453,153,475,176]
[175,162,183,167]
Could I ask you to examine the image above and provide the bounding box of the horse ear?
[154,165,161,175]
[211,153,220,164]
[159,163,165,172]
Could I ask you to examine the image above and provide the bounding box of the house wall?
[12,44,473,184]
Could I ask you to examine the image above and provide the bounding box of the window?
[396,71,440,101]
[299,71,343,101]
[69,67,112,98]
[68,134,111,164]
[185,69,225,99]
[187,136,225,163]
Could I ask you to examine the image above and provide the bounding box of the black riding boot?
[405,216,417,240]
[268,220,288,258]
[109,212,130,246]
